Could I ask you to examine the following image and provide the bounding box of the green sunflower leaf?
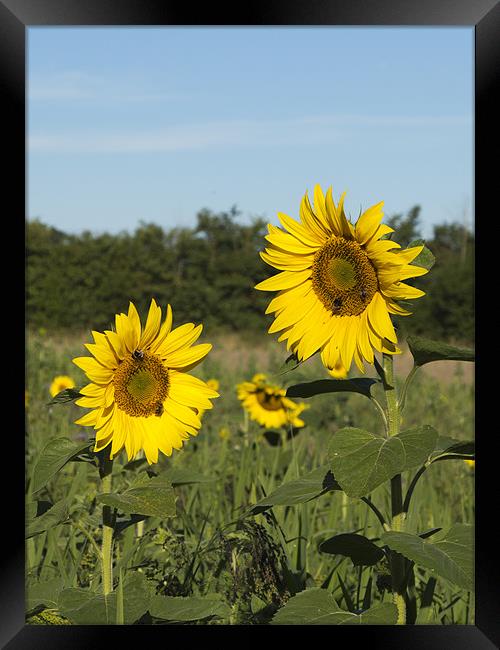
[31,437,96,493]
[286,378,378,400]
[328,425,438,498]
[429,437,475,463]
[407,239,436,270]
[278,352,304,375]
[245,465,340,516]
[406,336,475,367]
[149,594,231,622]
[26,499,70,539]
[271,588,398,625]
[164,467,215,486]
[96,475,176,518]
[319,533,385,566]
[46,387,83,405]
[381,524,474,591]
[26,577,65,613]
[58,572,153,624]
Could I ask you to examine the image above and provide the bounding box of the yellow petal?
[164,343,212,369]
[367,293,398,344]
[355,202,384,245]
[140,298,162,349]
[277,211,324,246]
[255,269,312,292]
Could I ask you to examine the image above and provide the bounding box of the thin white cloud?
[28,114,471,154]
[28,71,184,104]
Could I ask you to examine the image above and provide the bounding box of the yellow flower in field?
[255,184,428,373]
[50,375,76,397]
[206,378,220,392]
[328,359,348,379]
[218,426,231,441]
[73,299,218,464]
[237,373,308,429]
[464,459,475,469]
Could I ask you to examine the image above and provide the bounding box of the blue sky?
[27,27,473,239]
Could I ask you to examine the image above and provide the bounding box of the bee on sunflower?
[255,184,428,374]
[73,299,218,464]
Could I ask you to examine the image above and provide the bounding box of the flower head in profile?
[50,375,76,398]
[237,373,308,429]
[255,184,428,373]
[73,299,218,464]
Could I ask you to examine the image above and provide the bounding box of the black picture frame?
[6,0,498,646]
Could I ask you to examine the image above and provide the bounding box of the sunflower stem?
[99,453,114,599]
[382,353,406,625]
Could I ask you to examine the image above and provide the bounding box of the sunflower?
[73,299,218,464]
[255,184,428,373]
[50,375,76,398]
[237,373,308,429]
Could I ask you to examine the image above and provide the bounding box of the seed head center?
[256,389,284,412]
[328,258,357,291]
[113,351,169,417]
[311,237,378,316]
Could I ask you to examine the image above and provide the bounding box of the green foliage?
[286,378,378,400]
[271,588,398,624]
[328,426,438,498]
[246,465,340,516]
[318,533,384,567]
[57,572,153,624]
[31,437,95,493]
[96,474,176,519]
[26,499,70,539]
[381,524,473,591]
[149,594,231,622]
[26,206,474,344]
[407,336,474,367]
[26,208,270,332]
[25,331,475,625]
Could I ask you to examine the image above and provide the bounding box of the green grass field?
[25,328,474,625]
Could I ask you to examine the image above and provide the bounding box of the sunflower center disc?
[311,237,378,316]
[256,390,284,411]
[113,351,169,417]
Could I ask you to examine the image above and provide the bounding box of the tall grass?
[25,329,474,624]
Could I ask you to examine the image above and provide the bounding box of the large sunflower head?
[237,375,308,429]
[255,184,429,374]
[72,299,218,464]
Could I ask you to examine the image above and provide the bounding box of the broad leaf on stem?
[319,533,384,566]
[245,465,340,516]
[31,437,96,493]
[286,378,378,400]
[328,425,438,498]
[381,523,473,591]
[407,336,474,367]
[271,588,398,625]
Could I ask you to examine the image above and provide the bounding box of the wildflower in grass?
[237,373,308,429]
[255,184,428,373]
[218,426,231,441]
[73,299,218,464]
[49,374,76,397]
[464,459,475,469]
[206,378,220,392]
